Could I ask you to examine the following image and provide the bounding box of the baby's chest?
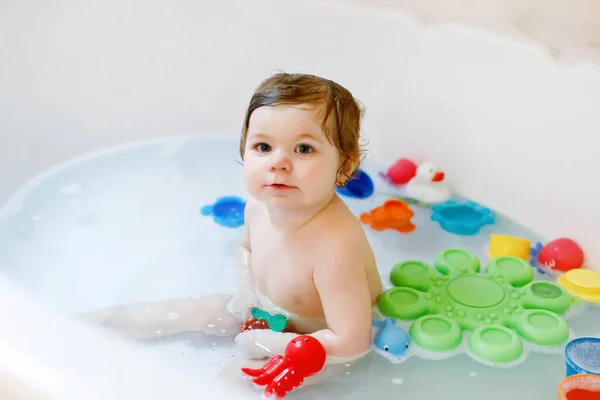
[251,238,316,291]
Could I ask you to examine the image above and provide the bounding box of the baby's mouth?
[268,183,296,190]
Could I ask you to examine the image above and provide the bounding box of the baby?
[84,72,382,366]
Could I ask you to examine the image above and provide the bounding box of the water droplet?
[392,378,404,384]
[167,312,179,320]
[156,330,162,335]
[208,324,215,328]
[212,342,217,346]
[31,215,41,221]
[345,363,351,367]
[469,371,477,377]
[345,371,351,375]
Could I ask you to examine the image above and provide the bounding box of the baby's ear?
[336,152,360,187]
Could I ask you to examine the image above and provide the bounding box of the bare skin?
[81,104,382,362]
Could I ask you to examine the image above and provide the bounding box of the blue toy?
[201,196,246,228]
[372,317,411,362]
[336,169,374,199]
[430,200,494,235]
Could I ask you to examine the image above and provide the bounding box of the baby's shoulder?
[311,200,370,258]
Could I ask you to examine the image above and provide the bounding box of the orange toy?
[558,374,600,400]
[360,200,415,233]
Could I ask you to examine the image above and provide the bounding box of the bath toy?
[250,307,288,332]
[200,196,246,228]
[558,374,600,400]
[372,318,411,362]
[489,234,531,260]
[558,269,600,303]
[359,200,415,233]
[529,242,546,274]
[537,238,584,274]
[565,337,600,377]
[336,169,374,199]
[380,158,417,185]
[431,200,494,235]
[404,162,451,205]
[378,248,573,365]
[240,318,271,332]
[241,335,326,399]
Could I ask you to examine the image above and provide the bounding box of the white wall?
[1,0,600,397]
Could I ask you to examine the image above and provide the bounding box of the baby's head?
[240,72,364,209]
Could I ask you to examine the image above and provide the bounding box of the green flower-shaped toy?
[378,248,575,364]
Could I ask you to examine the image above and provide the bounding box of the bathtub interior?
[2,135,600,400]
[2,0,600,399]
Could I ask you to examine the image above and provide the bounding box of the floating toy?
[378,248,573,365]
[558,269,600,303]
[200,196,246,228]
[381,158,418,185]
[372,318,411,362]
[248,307,288,332]
[404,162,451,205]
[431,200,494,235]
[536,238,585,274]
[240,318,271,332]
[565,337,600,377]
[360,200,415,233]
[336,169,374,199]
[529,242,546,273]
[558,374,600,400]
[241,335,326,399]
[489,234,531,260]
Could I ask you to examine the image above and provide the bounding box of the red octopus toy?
[241,335,327,399]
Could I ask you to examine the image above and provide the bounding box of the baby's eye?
[405,343,409,349]
[295,144,313,154]
[255,143,271,152]
[384,345,389,352]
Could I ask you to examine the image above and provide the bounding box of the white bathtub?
[1,0,600,398]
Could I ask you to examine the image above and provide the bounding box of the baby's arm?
[233,208,259,311]
[310,241,373,360]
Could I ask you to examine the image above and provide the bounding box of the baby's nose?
[268,151,292,172]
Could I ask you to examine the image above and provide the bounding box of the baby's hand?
[235,329,298,359]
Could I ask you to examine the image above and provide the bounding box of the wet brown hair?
[239,72,365,187]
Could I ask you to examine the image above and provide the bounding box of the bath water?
[2,135,600,399]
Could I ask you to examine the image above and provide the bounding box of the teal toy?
[250,308,288,332]
[378,248,574,365]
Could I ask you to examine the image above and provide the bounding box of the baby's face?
[243,104,340,210]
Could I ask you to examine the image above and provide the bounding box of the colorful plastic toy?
[378,248,573,365]
[249,307,288,332]
[558,374,600,400]
[488,234,531,261]
[336,169,374,199]
[431,200,494,235]
[381,158,418,185]
[372,318,411,362]
[565,337,600,377]
[537,238,585,274]
[558,269,600,303]
[240,318,271,332]
[241,335,326,399]
[200,196,246,228]
[405,162,451,205]
[360,200,415,233]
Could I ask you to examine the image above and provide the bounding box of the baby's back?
[247,195,382,331]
